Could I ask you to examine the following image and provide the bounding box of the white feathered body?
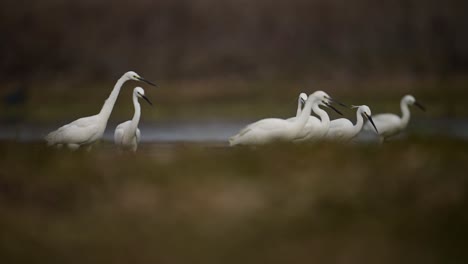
[114,121,141,152]
[229,118,303,146]
[364,113,403,139]
[326,118,356,141]
[45,115,106,149]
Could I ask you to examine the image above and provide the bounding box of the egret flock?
[45,71,425,151]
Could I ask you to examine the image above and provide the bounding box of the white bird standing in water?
[45,71,156,150]
[114,87,152,152]
[229,91,339,146]
[325,105,378,142]
[363,94,425,142]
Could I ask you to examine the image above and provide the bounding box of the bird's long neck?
[350,110,364,136]
[400,99,411,128]
[296,98,303,117]
[313,103,330,128]
[292,97,316,133]
[98,77,126,120]
[129,93,141,135]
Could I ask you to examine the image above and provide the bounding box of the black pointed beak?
[141,95,153,106]
[329,98,348,108]
[300,98,306,106]
[414,101,426,112]
[365,113,379,134]
[325,102,343,115]
[137,76,157,87]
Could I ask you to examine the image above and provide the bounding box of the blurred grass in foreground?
[1,139,468,264]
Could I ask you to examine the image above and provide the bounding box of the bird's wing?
[136,128,141,143]
[114,121,131,143]
[248,118,288,130]
[50,122,100,145]
[365,114,400,132]
[230,118,287,144]
[329,118,353,130]
[114,127,125,144]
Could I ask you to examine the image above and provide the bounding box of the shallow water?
[1,118,467,143]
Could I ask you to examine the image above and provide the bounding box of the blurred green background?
[1,1,468,263]
[1,0,467,121]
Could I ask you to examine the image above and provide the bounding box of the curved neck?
[400,100,411,128]
[129,93,141,133]
[296,98,303,117]
[292,97,317,133]
[313,103,330,128]
[98,77,126,120]
[350,110,364,136]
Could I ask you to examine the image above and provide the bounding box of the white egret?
[45,71,156,150]
[114,87,152,152]
[363,94,425,142]
[229,91,338,146]
[325,105,378,142]
[295,93,308,117]
[292,94,345,142]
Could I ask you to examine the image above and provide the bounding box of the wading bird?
[45,71,156,150]
[363,95,425,142]
[114,87,152,152]
[229,91,340,146]
[292,93,345,142]
[325,105,378,142]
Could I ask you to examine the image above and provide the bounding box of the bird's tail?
[228,135,238,146]
[44,131,57,146]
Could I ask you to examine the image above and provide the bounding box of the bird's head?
[134,87,153,106]
[309,90,344,116]
[123,71,157,87]
[403,94,425,111]
[353,105,378,133]
[299,92,308,107]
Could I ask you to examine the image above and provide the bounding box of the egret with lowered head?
[114,87,152,152]
[45,71,156,150]
[325,105,378,142]
[363,94,425,142]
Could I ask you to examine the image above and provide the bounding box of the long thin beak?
[137,76,157,87]
[325,102,343,115]
[141,95,153,106]
[414,101,426,112]
[365,113,379,134]
[330,98,348,108]
[300,98,306,107]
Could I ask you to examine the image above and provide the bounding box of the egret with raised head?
[363,94,425,142]
[114,87,152,152]
[45,71,156,150]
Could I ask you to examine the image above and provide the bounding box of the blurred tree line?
[1,0,467,86]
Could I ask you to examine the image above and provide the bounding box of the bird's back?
[230,118,292,146]
[326,118,354,139]
[364,113,401,137]
[46,115,103,146]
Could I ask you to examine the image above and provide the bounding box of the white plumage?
[114,87,152,152]
[363,94,425,142]
[229,91,336,146]
[45,71,156,150]
[326,105,378,142]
